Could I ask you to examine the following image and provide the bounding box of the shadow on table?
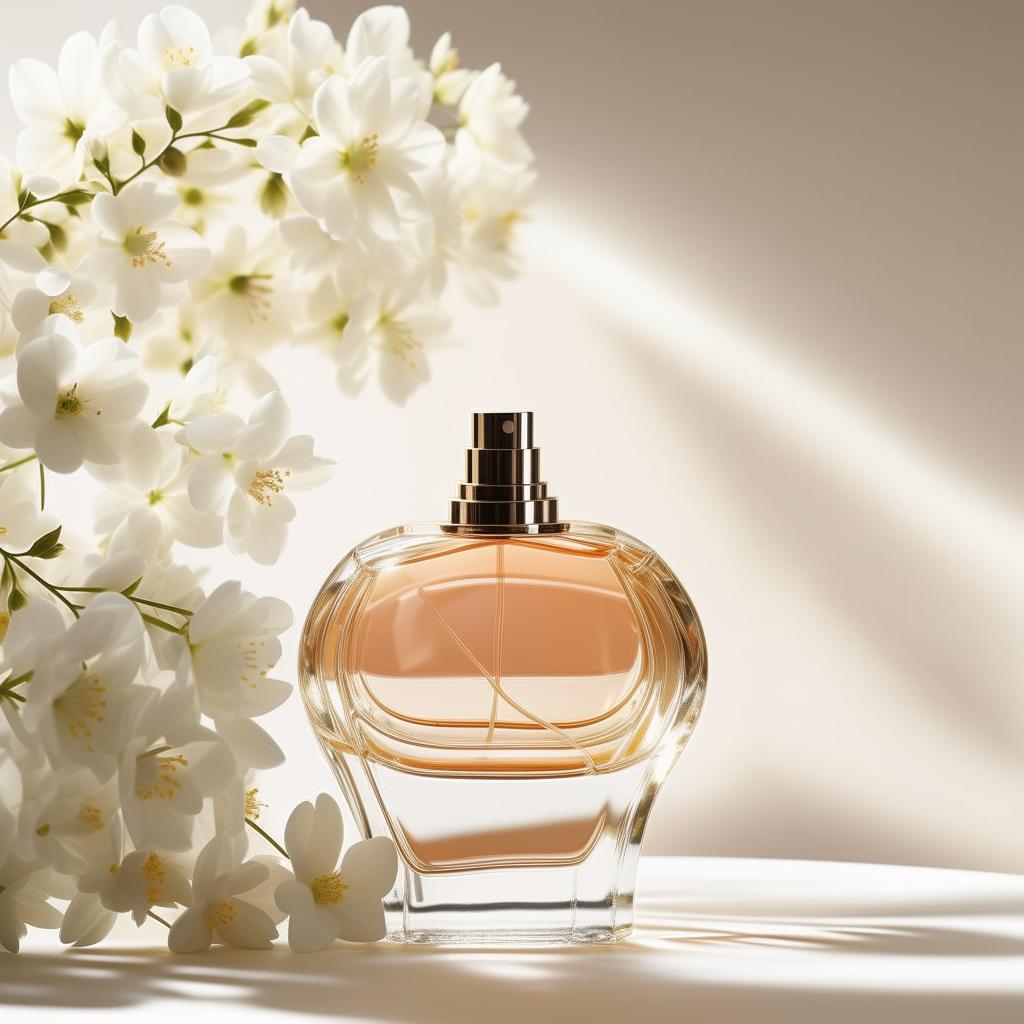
[3,875,1024,1024]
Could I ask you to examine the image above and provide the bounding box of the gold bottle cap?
[445,412,567,534]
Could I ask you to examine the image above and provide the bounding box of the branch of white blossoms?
[0,0,534,954]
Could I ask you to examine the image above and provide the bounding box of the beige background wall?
[3,1,1021,873]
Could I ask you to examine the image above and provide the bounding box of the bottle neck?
[445,412,567,535]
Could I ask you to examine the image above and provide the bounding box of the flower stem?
[245,817,290,860]
[1,550,80,618]
[55,586,194,618]
[38,463,45,511]
[139,612,186,635]
[147,910,171,928]
[0,454,36,473]
[131,596,194,616]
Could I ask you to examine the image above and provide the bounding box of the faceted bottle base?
[353,759,652,946]
[385,859,637,946]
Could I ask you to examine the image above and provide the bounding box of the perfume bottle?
[299,412,707,944]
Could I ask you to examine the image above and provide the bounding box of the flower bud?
[259,173,288,219]
[158,146,188,177]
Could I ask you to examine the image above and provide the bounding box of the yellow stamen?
[244,787,266,820]
[142,851,165,903]
[438,50,460,75]
[77,803,104,832]
[376,316,423,368]
[247,467,289,507]
[49,293,85,324]
[236,637,274,688]
[134,753,188,801]
[53,674,108,752]
[310,871,348,906]
[54,383,85,419]
[163,46,197,68]
[125,229,172,269]
[205,899,236,929]
[341,133,379,184]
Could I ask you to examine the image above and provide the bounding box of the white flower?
[92,421,221,550]
[82,838,191,926]
[182,391,334,565]
[245,8,341,114]
[18,768,119,876]
[0,469,54,551]
[277,213,409,277]
[275,794,397,951]
[0,158,49,273]
[20,593,154,781]
[344,5,423,81]
[166,354,229,423]
[9,31,123,182]
[168,834,279,952]
[429,33,472,106]
[59,890,117,947]
[337,282,449,404]
[188,224,291,349]
[140,306,203,377]
[456,63,532,167]
[108,4,247,117]
[10,269,99,348]
[0,855,61,953]
[0,600,65,744]
[0,324,148,473]
[453,163,534,304]
[258,57,444,242]
[245,0,296,40]
[0,271,19,365]
[187,580,292,768]
[118,679,236,852]
[79,548,202,669]
[294,272,374,356]
[89,181,211,323]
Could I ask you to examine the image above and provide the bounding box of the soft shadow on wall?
[302,0,1024,874]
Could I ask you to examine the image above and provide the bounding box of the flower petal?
[334,889,387,943]
[214,898,277,949]
[255,133,300,174]
[168,906,213,954]
[340,836,398,899]
[17,332,76,415]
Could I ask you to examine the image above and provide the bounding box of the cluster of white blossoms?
[0,1,533,954]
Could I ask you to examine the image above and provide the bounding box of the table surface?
[3,856,1023,1024]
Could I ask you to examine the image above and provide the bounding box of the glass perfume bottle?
[299,412,707,944]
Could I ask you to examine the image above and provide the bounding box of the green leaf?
[22,526,62,559]
[56,188,93,205]
[151,401,172,429]
[165,106,183,132]
[8,582,27,613]
[122,576,143,597]
[226,99,270,129]
[43,221,67,252]
[37,544,65,560]
[113,313,132,342]
[131,128,147,158]
[93,152,111,176]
